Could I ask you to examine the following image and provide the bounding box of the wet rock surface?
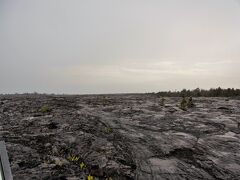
[0,94,240,180]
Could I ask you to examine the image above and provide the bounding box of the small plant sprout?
[68,155,80,162]
[79,162,86,169]
[88,175,94,180]
[104,127,113,134]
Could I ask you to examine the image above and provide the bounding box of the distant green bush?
[187,97,194,108]
[39,105,51,113]
[156,87,240,97]
[160,97,165,106]
[104,127,113,134]
[180,97,187,111]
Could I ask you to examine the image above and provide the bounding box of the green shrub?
[187,97,194,108]
[160,97,165,106]
[180,97,187,111]
[39,105,51,113]
[104,127,113,134]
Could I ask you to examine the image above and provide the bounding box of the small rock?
[52,146,59,154]
[11,163,20,172]
[45,143,51,148]
[53,157,69,166]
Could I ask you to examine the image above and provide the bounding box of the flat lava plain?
[0,94,240,180]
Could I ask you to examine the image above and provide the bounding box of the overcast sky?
[1,0,240,94]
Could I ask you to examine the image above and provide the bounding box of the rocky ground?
[0,94,240,180]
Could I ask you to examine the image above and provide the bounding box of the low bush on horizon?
[156,87,240,97]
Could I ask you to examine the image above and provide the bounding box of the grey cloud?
[0,0,240,93]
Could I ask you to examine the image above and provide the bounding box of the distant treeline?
[155,87,240,97]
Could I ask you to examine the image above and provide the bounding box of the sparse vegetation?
[104,127,113,134]
[39,105,51,113]
[2,94,240,179]
[187,96,194,108]
[68,155,87,170]
[160,97,165,106]
[87,175,94,180]
[180,97,187,111]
